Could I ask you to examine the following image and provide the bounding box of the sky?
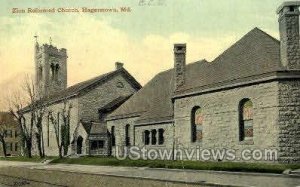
[0,0,288,110]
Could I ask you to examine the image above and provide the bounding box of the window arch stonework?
[239,99,254,141]
[191,106,203,142]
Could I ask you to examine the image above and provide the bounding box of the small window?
[158,129,164,145]
[91,140,105,150]
[125,124,130,146]
[15,130,19,138]
[239,99,254,141]
[144,130,150,145]
[151,129,157,145]
[91,141,98,150]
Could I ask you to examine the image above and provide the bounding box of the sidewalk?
[0,161,300,187]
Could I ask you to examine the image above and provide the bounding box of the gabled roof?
[81,121,93,133]
[98,95,132,113]
[80,121,107,135]
[21,68,141,113]
[107,28,286,124]
[90,122,107,134]
[175,27,283,95]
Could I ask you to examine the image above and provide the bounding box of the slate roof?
[98,95,133,113]
[107,28,287,124]
[21,68,141,113]
[174,27,283,96]
[81,121,107,135]
[90,122,107,134]
[81,121,93,133]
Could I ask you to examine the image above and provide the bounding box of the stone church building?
[21,2,299,163]
[21,41,141,156]
[107,2,300,163]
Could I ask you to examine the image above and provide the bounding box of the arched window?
[239,99,253,141]
[111,126,115,146]
[144,130,150,145]
[39,66,43,80]
[50,63,55,80]
[191,106,203,142]
[125,124,130,146]
[55,64,60,78]
[151,129,157,145]
[158,129,164,145]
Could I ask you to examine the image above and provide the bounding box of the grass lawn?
[50,156,300,174]
[0,156,57,162]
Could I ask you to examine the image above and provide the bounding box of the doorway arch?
[77,136,83,154]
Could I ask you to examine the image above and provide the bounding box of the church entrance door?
[77,136,83,154]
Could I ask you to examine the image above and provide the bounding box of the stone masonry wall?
[42,98,79,156]
[23,98,79,157]
[174,82,281,162]
[107,117,139,157]
[24,73,138,157]
[278,80,300,163]
[135,123,174,159]
[107,117,174,159]
[78,74,138,121]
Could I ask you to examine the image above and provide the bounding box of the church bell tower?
[34,36,68,98]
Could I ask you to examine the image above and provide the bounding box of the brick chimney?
[174,44,186,90]
[277,1,300,70]
[115,62,124,70]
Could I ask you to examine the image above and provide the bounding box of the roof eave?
[173,70,300,100]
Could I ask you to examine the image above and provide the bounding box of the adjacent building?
[0,112,20,156]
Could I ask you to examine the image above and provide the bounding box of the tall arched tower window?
[50,63,55,80]
[239,99,254,141]
[191,106,203,142]
[38,66,43,81]
[55,64,60,80]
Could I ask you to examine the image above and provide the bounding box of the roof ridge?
[211,27,279,64]
[21,67,141,113]
[252,27,280,44]
[155,59,208,77]
[66,69,118,90]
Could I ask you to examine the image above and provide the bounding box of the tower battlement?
[38,44,67,58]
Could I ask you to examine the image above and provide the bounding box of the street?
[0,161,299,187]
